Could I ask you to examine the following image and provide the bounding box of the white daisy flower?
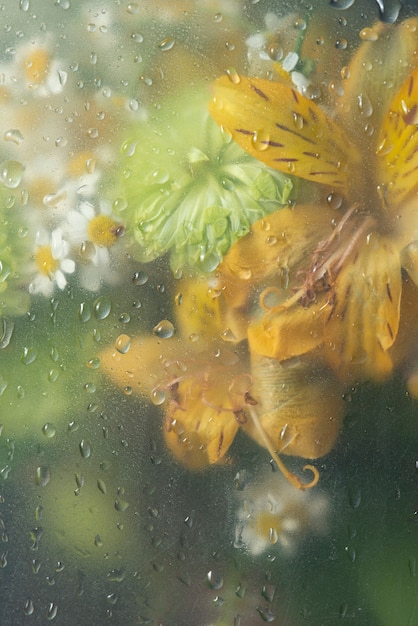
[234,469,330,557]
[29,228,75,297]
[65,200,124,291]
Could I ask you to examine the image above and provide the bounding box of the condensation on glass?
[0,1,418,624]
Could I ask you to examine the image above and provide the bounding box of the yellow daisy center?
[35,245,58,276]
[87,215,118,247]
[24,48,50,84]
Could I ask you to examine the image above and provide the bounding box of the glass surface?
[1,1,418,624]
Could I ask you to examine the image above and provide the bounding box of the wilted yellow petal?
[377,65,418,207]
[243,354,344,459]
[164,377,240,469]
[247,298,329,361]
[325,233,401,382]
[219,204,338,342]
[209,75,357,191]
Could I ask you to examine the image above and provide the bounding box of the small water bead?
[357,93,373,118]
[132,270,148,286]
[327,192,343,210]
[335,38,348,50]
[0,160,25,189]
[3,129,24,145]
[93,296,111,320]
[127,3,139,14]
[359,27,379,42]
[293,18,306,31]
[42,423,56,439]
[35,466,50,487]
[158,36,176,51]
[86,358,100,369]
[23,599,34,616]
[153,320,174,339]
[78,302,92,323]
[225,67,240,84]
[47,602,58,621]
[207,570,223,590]
[79,439,91,458]
[150,387,165,406]
[115,334,131,354]
[251,130,270,152]
[83,382,96,394]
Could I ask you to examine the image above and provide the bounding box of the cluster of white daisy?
[234,468,330,557]
[0,34,132,309]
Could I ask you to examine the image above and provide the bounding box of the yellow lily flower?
[210,17,418,384]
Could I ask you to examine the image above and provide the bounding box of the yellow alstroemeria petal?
[164,377,240,469]
[337,18,418,133]
[248,297,329,362]
[209,75,357,191]
[325,233,401,382]
[377,65,418,208]
[219,204,338,341]
[174,275,226,343]
[243,354,344,459]
[100,335,184,397]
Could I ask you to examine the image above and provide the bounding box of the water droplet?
[153,320,174,339]
[213,12,222,22]
[114,499,129,512]
[23,599,34,616]
[293,18,306,30]
[47,602,58,620]
[43,189,67,208]
[86,358,100,369]
[79,440,91,458]
[132,270,148,285]
[357,93,373,118]
[94,296,111,320]
[3,129,24,145]
[158,36,176,51]
[330,0,355,8]
[35,466,50,487]
[78,302,92,323]
[127,2,139,14]
[150,387,165,406]
[42,423,56,439]
[344,544,356,562]
[251,129,270,152]
[0,160,25,189]
[335,38,348,50]
[257,606,276,622]
[327,192,343,210]
[359,27,379,42]
[0,318,14,349]
[83,382,96,394]
[151,169,169,184]
[221,328,237,342]
[225,67,240,84]
[115,334,131,354]
[21,346,37,365]
[97,479,107,494]
[207,570,223,590]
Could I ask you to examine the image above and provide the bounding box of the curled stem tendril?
[247,405,319,490]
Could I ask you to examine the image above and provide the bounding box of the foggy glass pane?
[1,1,418,624]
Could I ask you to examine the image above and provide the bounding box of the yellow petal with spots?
[325,233,401,382]
[337,18,418,133]
[376,65,418,208]
[209,75,357,191]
